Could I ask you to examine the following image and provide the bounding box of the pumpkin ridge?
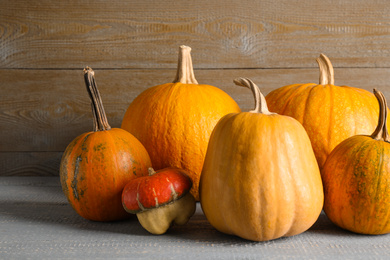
[327,85,335,157]
[277,84,310,114]
[351,138,373,231]
[381,165,390,232]
[302,85,317,132]
[60,133,85,196]
[67,132,92,201]
[106,130,122,188]
[364,140,387,234]
[370,142,385,233]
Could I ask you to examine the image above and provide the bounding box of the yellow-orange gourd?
[265,54,388,170]
[322,89,390,235]
[121,46,241,200]
[199,78,323,241]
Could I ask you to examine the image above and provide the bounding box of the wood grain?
[2,0,390,69]
[3,1,390,176]
[0,152,62,176]
[2,67,390,155]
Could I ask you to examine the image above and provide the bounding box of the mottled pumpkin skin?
[266,84,385,169]
[322,135,390,235]
[122,168,193,214]
[199,112,324,241]
[60,128,152,221]
[121,82,241,200]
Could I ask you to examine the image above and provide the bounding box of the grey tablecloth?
[1,177,389,259]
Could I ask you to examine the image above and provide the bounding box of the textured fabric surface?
[1,177,390,259]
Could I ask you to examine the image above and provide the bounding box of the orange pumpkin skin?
[60,67,152,222]
[200,78,323,241]
[265,54,387,170]
[266,83,381,170]
[60,128,152,221]
[121,47,240,200]
[322,135,390,235]
[322,89,390,235]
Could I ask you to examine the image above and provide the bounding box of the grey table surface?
[1,177,390,260]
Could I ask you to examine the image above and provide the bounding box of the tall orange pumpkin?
[60,67,152,221]
[265,54,388,169]
[322,89,390,235]
[199,78,323,241]
[121,45,241,200]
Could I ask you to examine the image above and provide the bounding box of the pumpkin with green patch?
[322,89,390,235]
[60,67,152,221]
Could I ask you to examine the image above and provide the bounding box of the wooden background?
[2,0,390,176]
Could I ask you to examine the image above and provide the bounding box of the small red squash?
[60,67,152,221]
[122,167,196,234]
[322,89,390,235]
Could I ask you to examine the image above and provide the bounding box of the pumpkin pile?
[60,50,390,240]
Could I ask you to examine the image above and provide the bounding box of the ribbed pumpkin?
[199,78,323,241]
[265,54,387,169]
[60,67,152,221]
[322,89,390,235]
[121,45,241,200]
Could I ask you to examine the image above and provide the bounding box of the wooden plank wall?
[2,0,390,176]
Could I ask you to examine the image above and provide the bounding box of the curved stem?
[233,77,273,114]
[316,53,335,85]
[371,88,389,142]
[83,67,111,131]
[173,45,198,84]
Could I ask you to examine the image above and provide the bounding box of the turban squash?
[122,167,196,235]
[199,78,323,241]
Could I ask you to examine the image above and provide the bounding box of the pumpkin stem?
[173,45,199,84]
[316,53,335,85]
[371,89,390,142]
[83,67,111,131]
[233,77,273,115]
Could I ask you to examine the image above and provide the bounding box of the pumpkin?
[122,167,196,235]
[199,78,323,241]
[121,45,241,200]
[265,54,388,170]
[60,67,152,222]
[322,89,390,235]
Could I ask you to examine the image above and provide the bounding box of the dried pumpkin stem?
[173,45,199,84]
[233,77,273,115]
[371,88,389,142]
[316,53,335,85]
[83,67,111,131]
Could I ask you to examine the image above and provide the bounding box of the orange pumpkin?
[121,45,241,200]
[60,67,152,221]
[199,78,323,241]
[322,89,390,235]
[265,54,387,169]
